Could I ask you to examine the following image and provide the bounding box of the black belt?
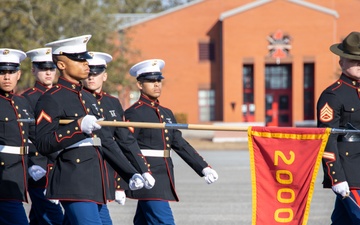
[339,134,360,142]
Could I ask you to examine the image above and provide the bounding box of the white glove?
[332,181,350,197]
[142,172,155,189]
[28,165,46,181]
[202,167,219,184]
[43,189,59,205]
[129,173,145,190]
[80,115,101,134]
[115,190,126,205]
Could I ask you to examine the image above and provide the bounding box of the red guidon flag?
[248,126,331,225]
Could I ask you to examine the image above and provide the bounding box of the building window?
[198,89,215,122]
[198,42,215,61]
[242,65,255,122]
[303,63,315,120]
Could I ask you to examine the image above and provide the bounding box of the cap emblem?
[83,37,89,43]
[46,49,51,54]
[3,50,9,55]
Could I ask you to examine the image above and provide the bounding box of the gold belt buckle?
[164,150,170,158]
[20,146,29,155]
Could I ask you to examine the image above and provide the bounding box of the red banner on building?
[248,126,330,225]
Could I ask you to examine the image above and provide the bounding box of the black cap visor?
[137,72,164,81]
[0,63,20,71]
[89,65,106,75]
[34,61,56,70]
[58,51,93,62]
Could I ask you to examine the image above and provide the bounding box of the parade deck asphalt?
[24,138,334,224]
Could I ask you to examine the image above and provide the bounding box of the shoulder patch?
[320,103,334,123]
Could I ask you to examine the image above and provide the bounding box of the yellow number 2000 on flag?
[248,126,330,225]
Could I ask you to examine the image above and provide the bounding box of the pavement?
[23,138,335,224]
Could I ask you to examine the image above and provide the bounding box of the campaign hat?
[45,35,92,61]
[0,48,26,71]
[129,59,165,80]
[330,31,360,60]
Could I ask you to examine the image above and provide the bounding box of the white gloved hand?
[129,173,145,190]
[28,165,47,181]
[80,115,102,134]
[43,189,59,205]
[115,190,126,205]
[202,167,219,184]
[142,172,155,189]
[332,181,350,197]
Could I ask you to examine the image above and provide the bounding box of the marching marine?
[22,47,64,225]
[124,59,219,224]
[0,48,33,224]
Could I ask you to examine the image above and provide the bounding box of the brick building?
[120,0,360,126]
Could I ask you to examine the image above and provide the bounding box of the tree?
[0,0,187,93]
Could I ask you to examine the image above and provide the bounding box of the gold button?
[20,122,23,126]
[167,144,170,147]
[351,108,354,111]
[18,114,22,118]
[16,105,19,109]
[22,131,25,134]
[75,113,78,117]
[5,118,8,121]
[79,93,82,97]
[346,152,349,156]
[67,130,70,134]
[93,134,97,138]
[75,127,79,130]
[166,137,169,141]
[76,159,80,163]
[330,164,333,167]
[165,129,168,133]
[148,164,151,167]
[353,81,357,85]
[23,139,26,143]
[59,134,63,138]
[334,179,338,182]
[161,115,164,118]
[100,108,103,112]
[1,162,4,166]
[87,108,90,112]
[117,178,121,181]
[117,185,121,189]
[35,152,39,156]
[332,171,335,174]
[50,166,53,170]
[98,101,101,105]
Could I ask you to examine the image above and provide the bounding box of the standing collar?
[57,76,83,92]
[139,93,160,107]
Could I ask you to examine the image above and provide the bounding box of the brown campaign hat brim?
[330,43,360,60]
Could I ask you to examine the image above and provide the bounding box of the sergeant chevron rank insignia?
[320,103,333,122]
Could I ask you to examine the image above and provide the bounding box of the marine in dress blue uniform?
[124,59,219,225]
[317,31,360,224]
[34,35,146,225]
[0,48,33,225]
[83,52,155,206]
[22,47,64,225]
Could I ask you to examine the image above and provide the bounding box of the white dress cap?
[26,48,53,62]
[87,52,113,66]
[0,49,26,64]
[129,59,165,77]
[45,34,92,54]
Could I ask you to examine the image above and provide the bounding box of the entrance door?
[265,64,292,127]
